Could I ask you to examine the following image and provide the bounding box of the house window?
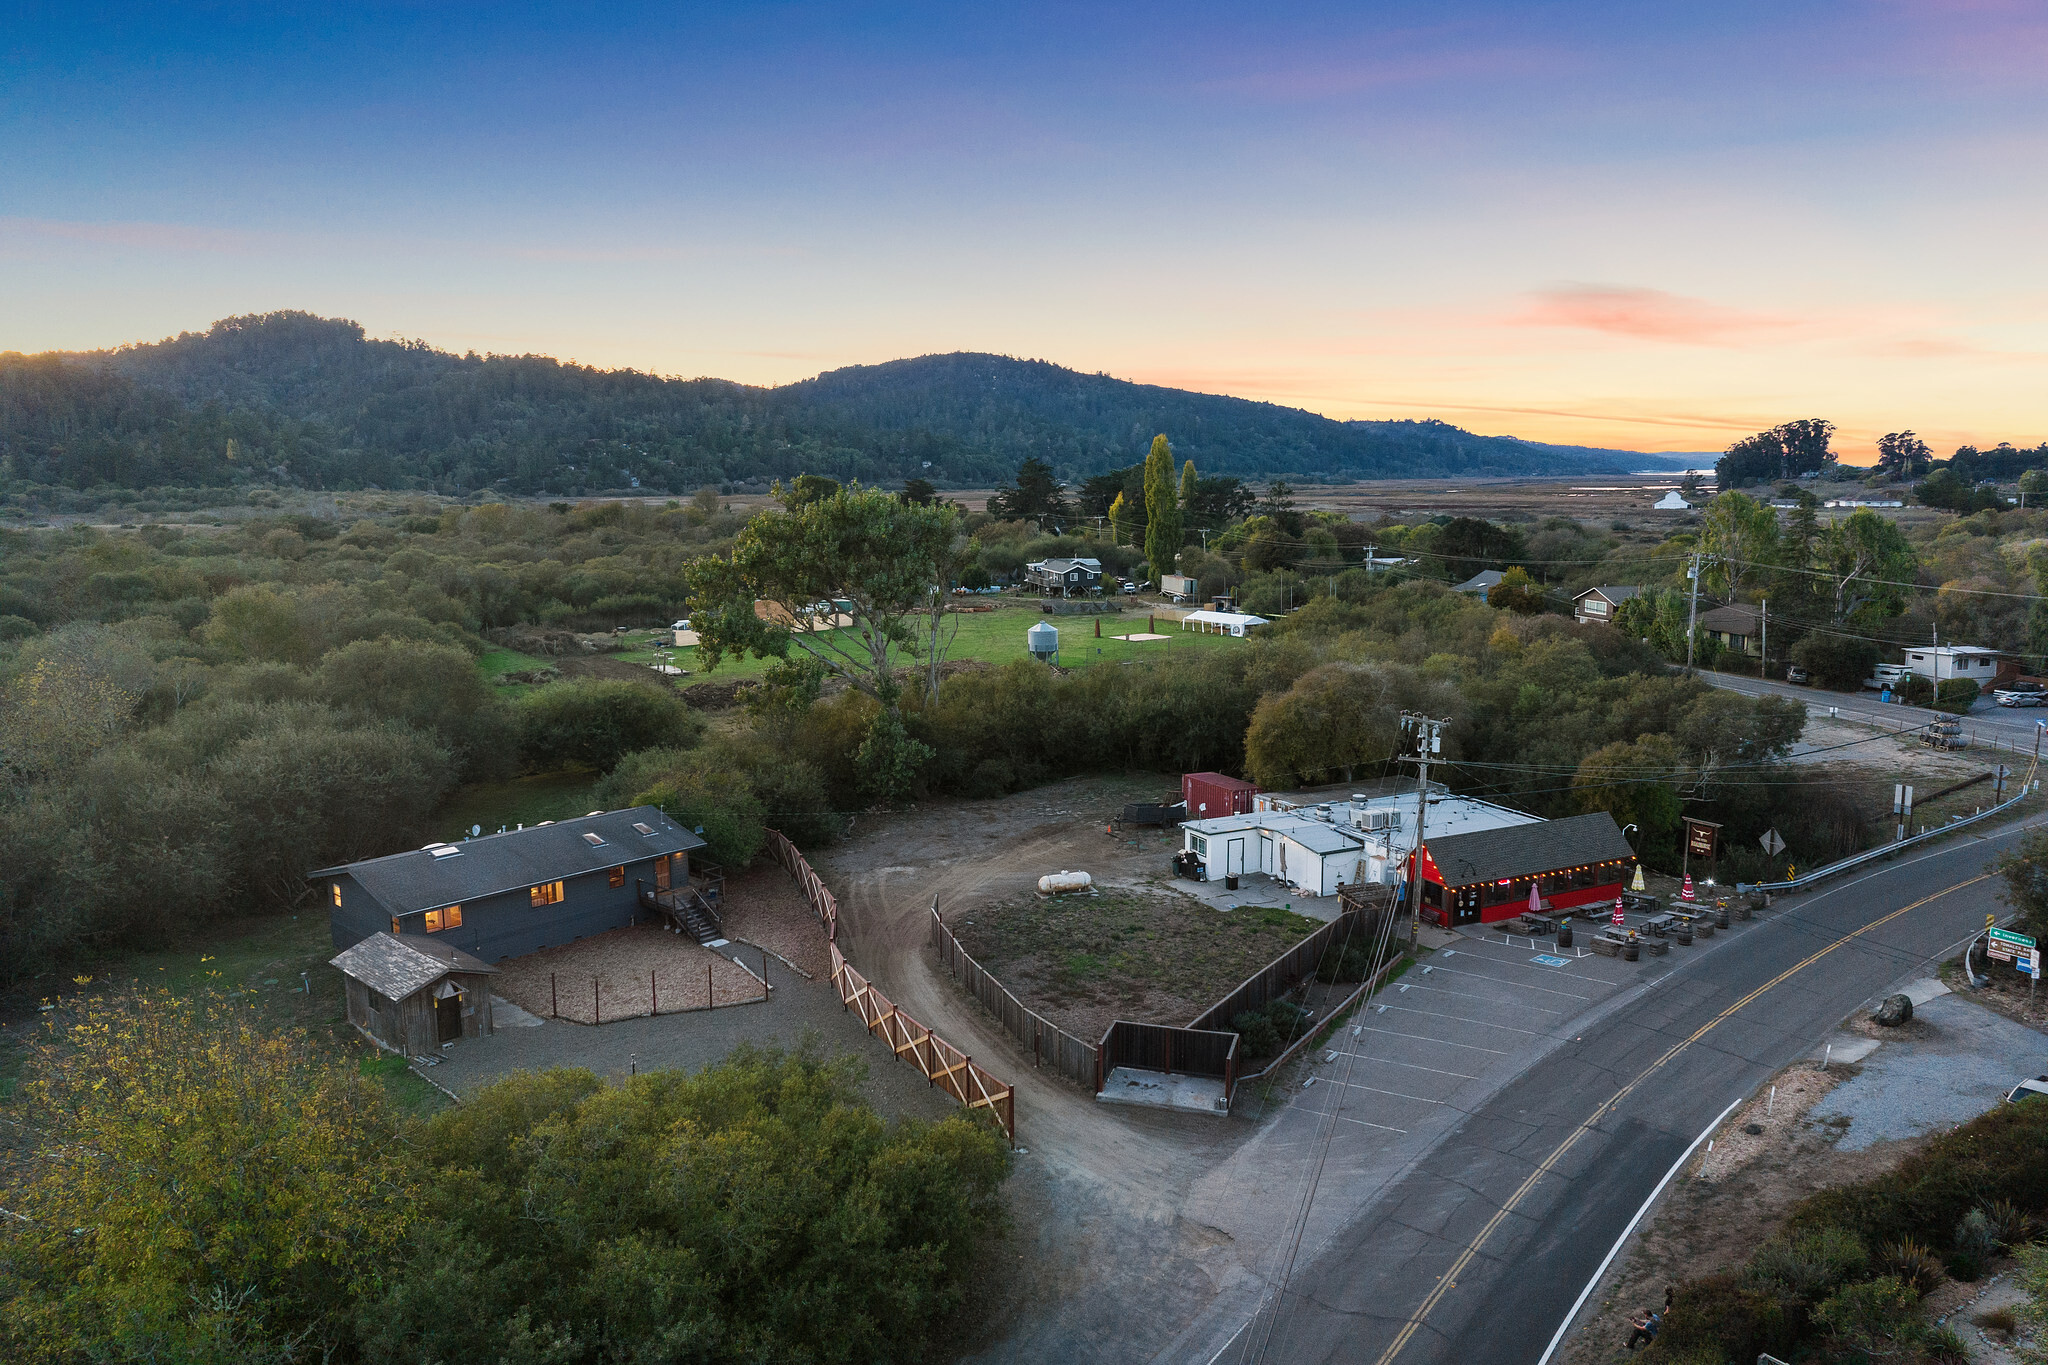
[424,906,463,933]
[1585,599,1607,616]
[332,882,343,907]
[609,866,625,888]
[530,881,565,907]
[1191,834,1208,857]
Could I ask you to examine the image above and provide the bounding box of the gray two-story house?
[1024,556,1103,596]
[315,806,706,963]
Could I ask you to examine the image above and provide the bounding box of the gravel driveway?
[1809,992,2048,1149]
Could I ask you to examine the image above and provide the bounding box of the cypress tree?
[1143,435,1182,587]
[1108,491,1131,546]
[1180,458,1198,509]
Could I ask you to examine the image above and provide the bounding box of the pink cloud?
[1513,285,1799,346]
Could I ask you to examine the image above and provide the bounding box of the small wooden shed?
[330,932,498,1056]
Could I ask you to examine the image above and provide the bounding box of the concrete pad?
[1808,995,2048,1150]
[491,994,546,1027]
[1167,874,1343,922]
[1814,1034,1881,1064]
[1903,977,1953,1007]
[1096,1066,1230,1115]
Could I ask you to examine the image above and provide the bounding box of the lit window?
[609,866,625,888]
[530,881,565,907]
[332,882,343,907]
[424,906,463,933]
[391,917,401,935]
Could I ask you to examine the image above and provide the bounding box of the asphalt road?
[1198,810,2043,1365]
[1703,669,2048,755]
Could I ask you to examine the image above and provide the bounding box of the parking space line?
[1288,1100,1409,1134]
[1328,1051,1480,1081]
[1355,1024,1510,1056]
[1377,1003,1548,1036]
[1395,981,1569,1016]
[1323,1079,1452,1105]
[1419,962,1597,1000]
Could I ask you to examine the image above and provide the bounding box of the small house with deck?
[314,806,708,963]
[1573,585,1642,626]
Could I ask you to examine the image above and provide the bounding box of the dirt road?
[811,775,1262,1361]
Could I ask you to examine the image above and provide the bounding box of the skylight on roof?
[632,822,654,835]
[582,832,607,847]
[430,846,462,859]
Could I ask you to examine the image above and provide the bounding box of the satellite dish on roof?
[471,824,481,837]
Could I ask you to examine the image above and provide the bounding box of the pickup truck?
[1863,664,1912,692]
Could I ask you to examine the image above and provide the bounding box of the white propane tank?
[1038,870,1093,894]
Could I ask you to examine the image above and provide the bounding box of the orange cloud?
[1514,285,1799,346]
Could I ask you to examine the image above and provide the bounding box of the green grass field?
[604,602,1249,683]
[435,770,603,840]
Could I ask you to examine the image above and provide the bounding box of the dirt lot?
[1560,1059,1920,1364]
[721,863,833,979]
[493,925,764,1023]
[952,890,1320,1039]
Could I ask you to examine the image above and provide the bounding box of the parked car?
[1863,663,1912,691]
[1121,579,1140,595]
[1995,682,2048,707]
[1785,665,1810,684]
[670,618,692,631]
[2005,1076,2048,1104]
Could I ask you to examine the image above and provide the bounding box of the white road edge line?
[1202,1316,1251,1365]
[1532,1092,1746,1365]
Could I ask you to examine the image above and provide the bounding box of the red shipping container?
[1183,772,1258,819]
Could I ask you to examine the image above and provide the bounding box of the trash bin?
[1715,905,1731,930]
[1556,920,1573,949]
[1225,875,1239,890]
[1624,940,1640,961]
[1676,925,1693,945]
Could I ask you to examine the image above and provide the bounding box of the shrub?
[1811,1277,1940,1358]
[1935,678,1981,714]
[1982,1198,2040,1250]
[1746,1226,1869,1301]
[1644,1271,1801,1364]
[1791,631,1879,690]
[515,678,702,772]
[1875,1237,1946,1297]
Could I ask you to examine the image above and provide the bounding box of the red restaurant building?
[1408,811,1636,926]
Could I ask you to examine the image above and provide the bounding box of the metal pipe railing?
[1738,774,2037,894]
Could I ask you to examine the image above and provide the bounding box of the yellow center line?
[1369,872,1992,1365]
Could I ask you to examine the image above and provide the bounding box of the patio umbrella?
[1631,864,1646,893]
[1527,883,1543,917]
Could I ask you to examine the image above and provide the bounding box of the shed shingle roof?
[329,932,497,1000]
[1423,811,1633,886]
[1697,604,1761,633]
[311,806,704,915]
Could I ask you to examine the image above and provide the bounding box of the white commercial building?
[1180,791,1538,898]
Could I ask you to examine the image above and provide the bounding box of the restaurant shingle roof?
[329,932,497,1001]
[310,806,703,914]
[1423,811,1633,887]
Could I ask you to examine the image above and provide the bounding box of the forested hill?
[2,310,1662,497]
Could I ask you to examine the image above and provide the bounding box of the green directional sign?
[1988,926,2037,966]
[1991,927,2037,948]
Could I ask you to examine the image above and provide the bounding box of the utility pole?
[1760,598,1769,680]
[1401,713,1447,948]
[1685,549,1704,672]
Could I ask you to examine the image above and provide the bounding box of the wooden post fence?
[768,829,1015,1143]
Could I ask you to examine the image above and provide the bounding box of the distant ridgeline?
[2,311,1666,497]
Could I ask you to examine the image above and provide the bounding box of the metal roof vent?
[535,821,554,827]
[582,832,606,847]
[587,810,604,816]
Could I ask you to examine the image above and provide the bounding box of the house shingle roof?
[1697,604,1761,634]
[329,932,497,1001]
[1423,811,1633,887]
[1577,585,1643,604]
[311,806,704,915]
[1454,570,1505,593]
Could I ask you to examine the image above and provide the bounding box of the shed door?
[655,857,671,891]
[1259,836,1275,873]
[434,988,463,1043]
[1225,838,1245,877]
[1453,887,1481,925]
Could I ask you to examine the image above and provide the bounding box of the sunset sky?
[7,2,2047,461]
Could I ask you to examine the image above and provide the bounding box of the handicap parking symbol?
[1529,954,1572,967]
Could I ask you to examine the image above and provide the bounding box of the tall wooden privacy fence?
[1099,1021,1241,1102]
[930,902,1097,1088]
[1186,884,1394,1033]
[766,830,1015,1142]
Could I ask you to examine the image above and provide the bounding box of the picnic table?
[1643,912,1678,938]
[1513,915,1556,936]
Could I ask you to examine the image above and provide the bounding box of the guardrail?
[1738,768,2038,894]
